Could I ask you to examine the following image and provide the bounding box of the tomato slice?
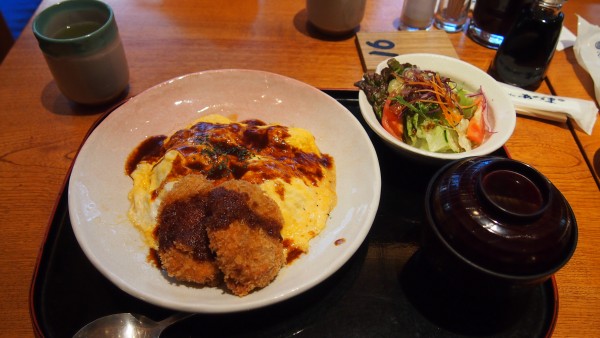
[467,102,485,144]
[382,99,404,140]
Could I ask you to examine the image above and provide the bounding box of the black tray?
[30,90,557,337]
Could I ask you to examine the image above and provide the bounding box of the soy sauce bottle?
[488,0,566,90]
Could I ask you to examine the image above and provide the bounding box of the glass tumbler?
[434,0,472,33]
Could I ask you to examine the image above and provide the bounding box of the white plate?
[358,53,516,163]
[68,69,381,313]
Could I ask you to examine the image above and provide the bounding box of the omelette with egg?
[125,114,337,295]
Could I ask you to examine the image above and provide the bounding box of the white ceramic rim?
[358,53,516,161]
[68,69,381,313]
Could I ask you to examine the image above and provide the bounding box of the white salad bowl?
[358,53,516,163]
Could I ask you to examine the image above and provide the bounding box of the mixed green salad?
[355,59,488,153]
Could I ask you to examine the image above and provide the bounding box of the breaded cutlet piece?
[156,175,220,286]
[206,180,285,296]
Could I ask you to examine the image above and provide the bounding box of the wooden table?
[1,0,598,336]
[547,3,600,185]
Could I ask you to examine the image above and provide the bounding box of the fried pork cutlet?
[156,175,285,296]
[156,175,220,286]
[206,180,285,296]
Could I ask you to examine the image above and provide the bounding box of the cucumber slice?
[387,78,404,94]
[425,126,450,153]
[445,129,461,153]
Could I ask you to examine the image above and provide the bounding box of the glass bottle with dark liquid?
[488,0,565,91]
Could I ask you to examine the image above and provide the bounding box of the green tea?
[52,21,102,39]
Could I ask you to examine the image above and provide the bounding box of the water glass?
[434,0,471,33]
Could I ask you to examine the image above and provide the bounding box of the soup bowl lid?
[425,156,577,280]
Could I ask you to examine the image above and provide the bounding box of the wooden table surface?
[1,0,599,336]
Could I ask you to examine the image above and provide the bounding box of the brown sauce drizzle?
[283,239,305,264]
[206,187,283,239]
[124,119,334,188]
[155,188,283,262]
[128,118,333,265]
[125,135,167,175]
[156,194,212,261]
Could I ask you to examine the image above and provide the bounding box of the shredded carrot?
[374,62,490,152]
[403,73,465,126]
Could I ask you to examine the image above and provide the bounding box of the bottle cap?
[539,0,567,5]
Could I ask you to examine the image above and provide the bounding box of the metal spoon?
[73,312,194,338]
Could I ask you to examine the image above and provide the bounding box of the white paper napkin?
[500,82,597,135]
[574,15,600,107]
[556,26,576,51]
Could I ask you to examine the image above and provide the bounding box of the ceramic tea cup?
[306,0,366,36]
[33,0,129,105]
